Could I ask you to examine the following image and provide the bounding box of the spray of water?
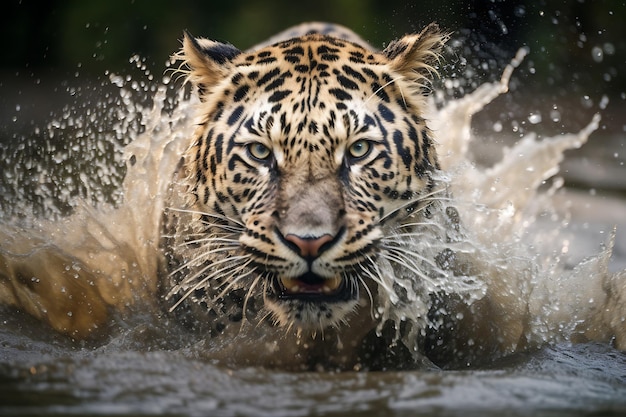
[0,44,623,361]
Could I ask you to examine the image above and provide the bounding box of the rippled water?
[1,33,626,415]
[1,322,625,416]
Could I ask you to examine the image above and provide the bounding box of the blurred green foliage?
[2,0,625,101]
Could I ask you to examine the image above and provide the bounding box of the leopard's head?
[167,25,446,333]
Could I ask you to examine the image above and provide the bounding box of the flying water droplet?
[528,113,542,124]
[591,46,604,63]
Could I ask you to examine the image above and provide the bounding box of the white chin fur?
[265,298,359,330]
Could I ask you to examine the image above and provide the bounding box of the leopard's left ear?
[382,24,448,88]
[177,31,242,101]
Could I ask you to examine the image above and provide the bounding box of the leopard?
[1,22,622,370]
[160,22,498,369]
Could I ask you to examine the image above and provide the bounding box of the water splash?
[0,72,198,338]
[0,46,623,360]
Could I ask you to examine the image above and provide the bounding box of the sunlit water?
[1,41,625,415]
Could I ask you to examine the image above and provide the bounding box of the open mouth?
[273,272,354,301]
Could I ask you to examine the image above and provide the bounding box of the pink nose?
[284,234,333,258]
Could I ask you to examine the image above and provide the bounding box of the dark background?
[1,0,625,149]
[2,3,625,104]
[0,0,626,137]
[2,1,624,85]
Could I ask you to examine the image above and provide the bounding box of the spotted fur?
[164,23,448,337]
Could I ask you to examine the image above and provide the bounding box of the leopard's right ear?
[177,31,241,100]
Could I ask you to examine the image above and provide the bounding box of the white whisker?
[168,255,249,296]
[356,274,376,320]
[392,222,433,230]
[382,229,445,239]
[380,252,439,287]
[382,245,447,276]
[361,255,395,296]
[166,206,245,227]
[241,272,263,325]
[167,247,244,279]
[378,187,448,223]
[258,280,278,328]
[365,75,406,105]
[214,263,258,300]
[175,237,240,249]
[168,259,253,312]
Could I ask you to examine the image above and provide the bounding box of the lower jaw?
[264,296,361,330]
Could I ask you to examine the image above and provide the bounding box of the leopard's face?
[168,25,446,333]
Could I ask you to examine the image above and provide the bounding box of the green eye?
[348,139,371,159]
[248,142,271,161]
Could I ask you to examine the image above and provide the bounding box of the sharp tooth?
[279,276,342,294]
[280,277,297,290]
[327,277,342,290]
